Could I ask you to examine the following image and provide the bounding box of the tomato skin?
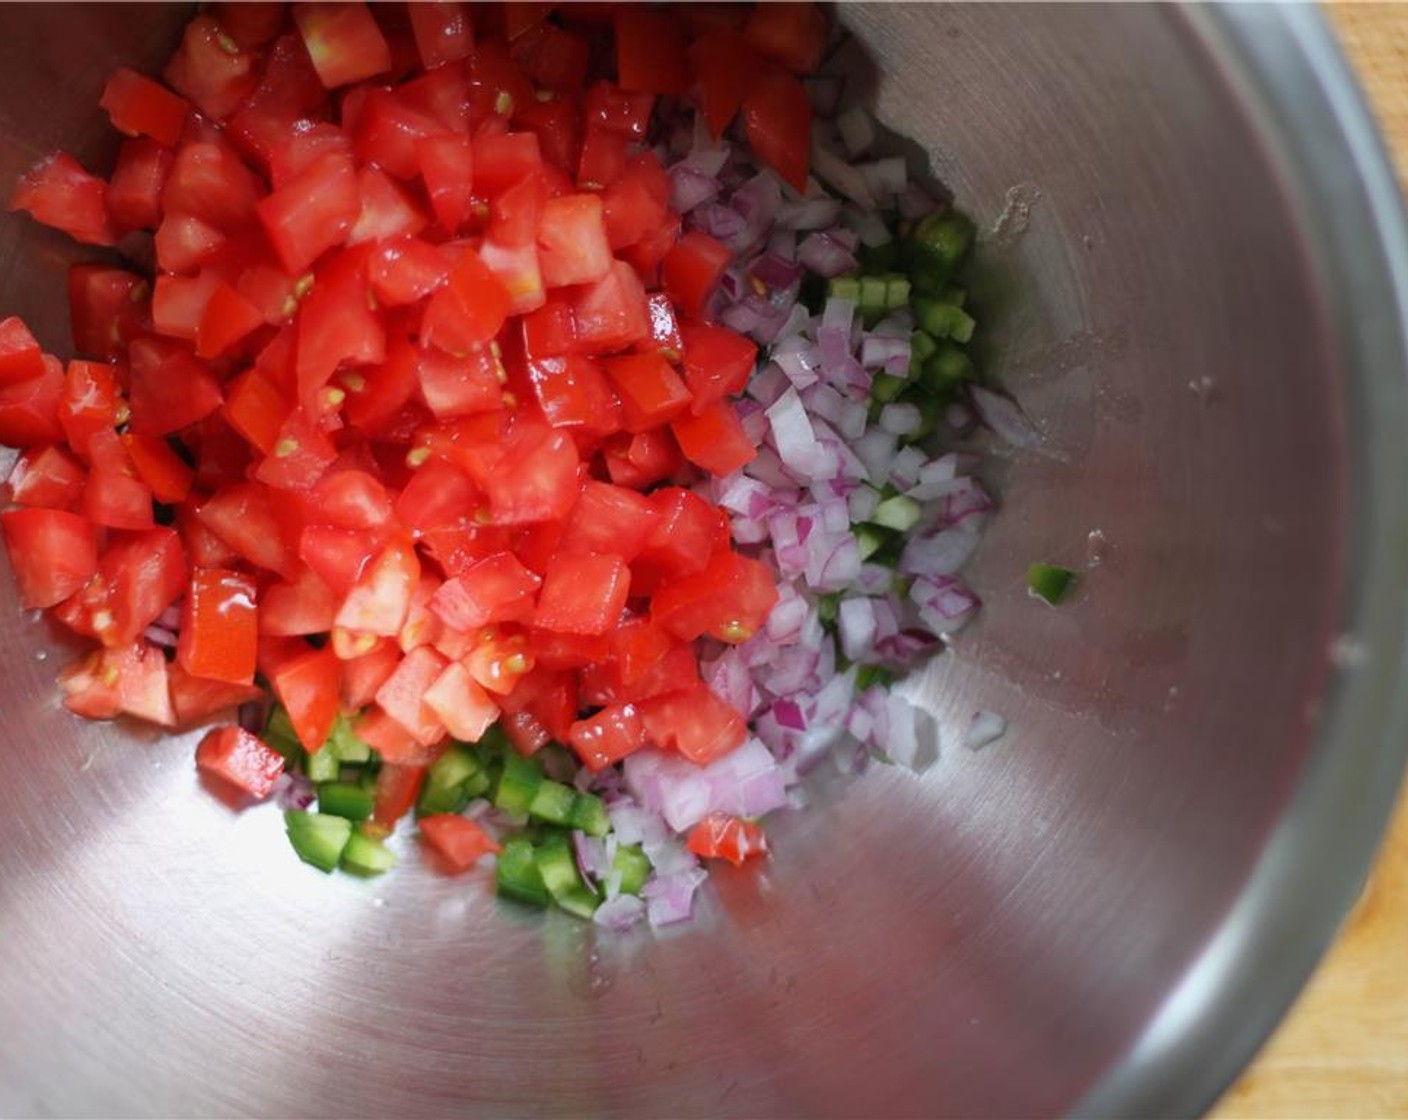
[615,7,689,96]
[178,568,258,685]
[583,81,654,139]
[527,355,621,434]
[1,508,99,609]
[196,281,266,359]
[534,551,630,636]
[570,260,651,354]
[168,662,264,728]
[742,67,812,193]
[686,811,768,866]
[662,230,732,320]
[369,235,452,306]
[121,433,195,504]
[352,88,447,181]
[126,339,224,436]
[212,2,288,49]
[420,813,499,871]
[370,760,426,829]
[568,702,646,770]
[100,67,191,148]
[688,30,755,139]
[421,249,512,354]
[9,152,116,247]
[293,2,393,89]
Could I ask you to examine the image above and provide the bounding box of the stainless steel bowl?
[2,4,1407,1117]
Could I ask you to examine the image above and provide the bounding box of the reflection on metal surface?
[0,3,1407,1119]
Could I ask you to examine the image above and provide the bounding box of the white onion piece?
[594,893,646,932]
[901,529,981,579]
[836,105,876,157]
[879,402,922,437]
[810,140,877,209]
[969,384,1045,450]
[964,710,1008,751]
[838,597,878,661]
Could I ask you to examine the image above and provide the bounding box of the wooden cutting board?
[1212,6,1408,1116]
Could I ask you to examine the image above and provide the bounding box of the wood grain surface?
[1211,6,1408,1117]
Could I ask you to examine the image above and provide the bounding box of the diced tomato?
[688,30,755,139]
[743,2,828,76]
[471,131,542,198]
[108,138,173,231]
[270,644,341,750]
[679,321,757,411]
[121,433,194,504]
[60,642,176,727]
[369,235,452,306]
[311,468,393,530]
[527,354,620,434]
[610,616,677,686]
[515,96,582,180]
[536,193,612,289]
[370,759,426,829]
[576,125,628,189]
[178,568,258,685]
[358,703,439,763]
[521,296,577,359]
[515,22,590,95]
[555,481,654,561]
[429,550,540,630]
[164,141,263,232]
[339,638,400,707]
[68,265,150,361]
[601,154,671,253]
[254,407,338,491]
[483,426,580,525]
[127,340,224,436]
[652,547,778,643]
[417,134,474,234]
[168,662,264,728]
[408,2,473,69]
[198,483,298,578]
[257,151,361,274]
[164,14,260,119]
[151,271,222,342]
[686,810,768,866]
[58,360,124,460]
[221,368,288,456]
[568,702,646,770]
[300,523,377,596]
[0,318,46,386]
[212,2,289,48]
[335,537,419,637]
[349,165,429,245]
[0,354,66,448]
[375,644,448,745]
[100,67,191,148]
[294,1,392,88]
[83,454,155,533]
[1,508,98,609]
[662,230,731,319]
[196,281,266,358]
[479,239,545,317]
[393,458,475,535]
[56,526,187,647]
[534,551,629,636]
[584,81,654,139]
[463,627,534,695]
[464,38,535,123]
[421,249,511,354]
[417,345,502,419]
[743,66,812,193]
[639,685,746,764]
[530,626,610,672]
[602,351,692,433]
[672,399,756,476]
[261,567,339,637]
[155,212,225,275]
[7,445,86,510]
[419,813,499,871]
[602,426,683,490]
[296,246,386,412]
[570,260,651,354]
[615,7,688,96]
[352,87,447,180]
[9,152,116,247]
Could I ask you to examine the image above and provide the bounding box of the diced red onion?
[237,699,267,733]
[594,893,646,932]
[643,867,708,927]
[275,771,316,811]
[898,182,941,221]
[900,528,981,579]
[681,141,730,178]
[803,75,844,117]
[693,201,747,240]
[751,251,803,290]
[879,402,922,437]
[746,361,790,407]
[773,698,806,731]
[572,831,610,889]
[766,387,829,479]
[670,164,722,213]
[855,562,892,595]
[860,335,910,370]
[871,309,915,338]
[731,171,783,230]
[144,625,178,648]
[838,597,878,661]
[608,798,670,847]
[860,156,908,197]
[702,648,758,719]
[853,428,898,484]
[797,231,858,278]
[969,384,1046,451]
[836,105,875,157]
[945,401,976,433]
[777,195,843,231]
[812,141,877,210]
[844,205,893,247]
[156,603,182,630]
[888,444,927,489]
[847,485,880,523]
[964,710,1008,751]
[911,576,980,634]
[642,838,697,879]
[765,585,808,645]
